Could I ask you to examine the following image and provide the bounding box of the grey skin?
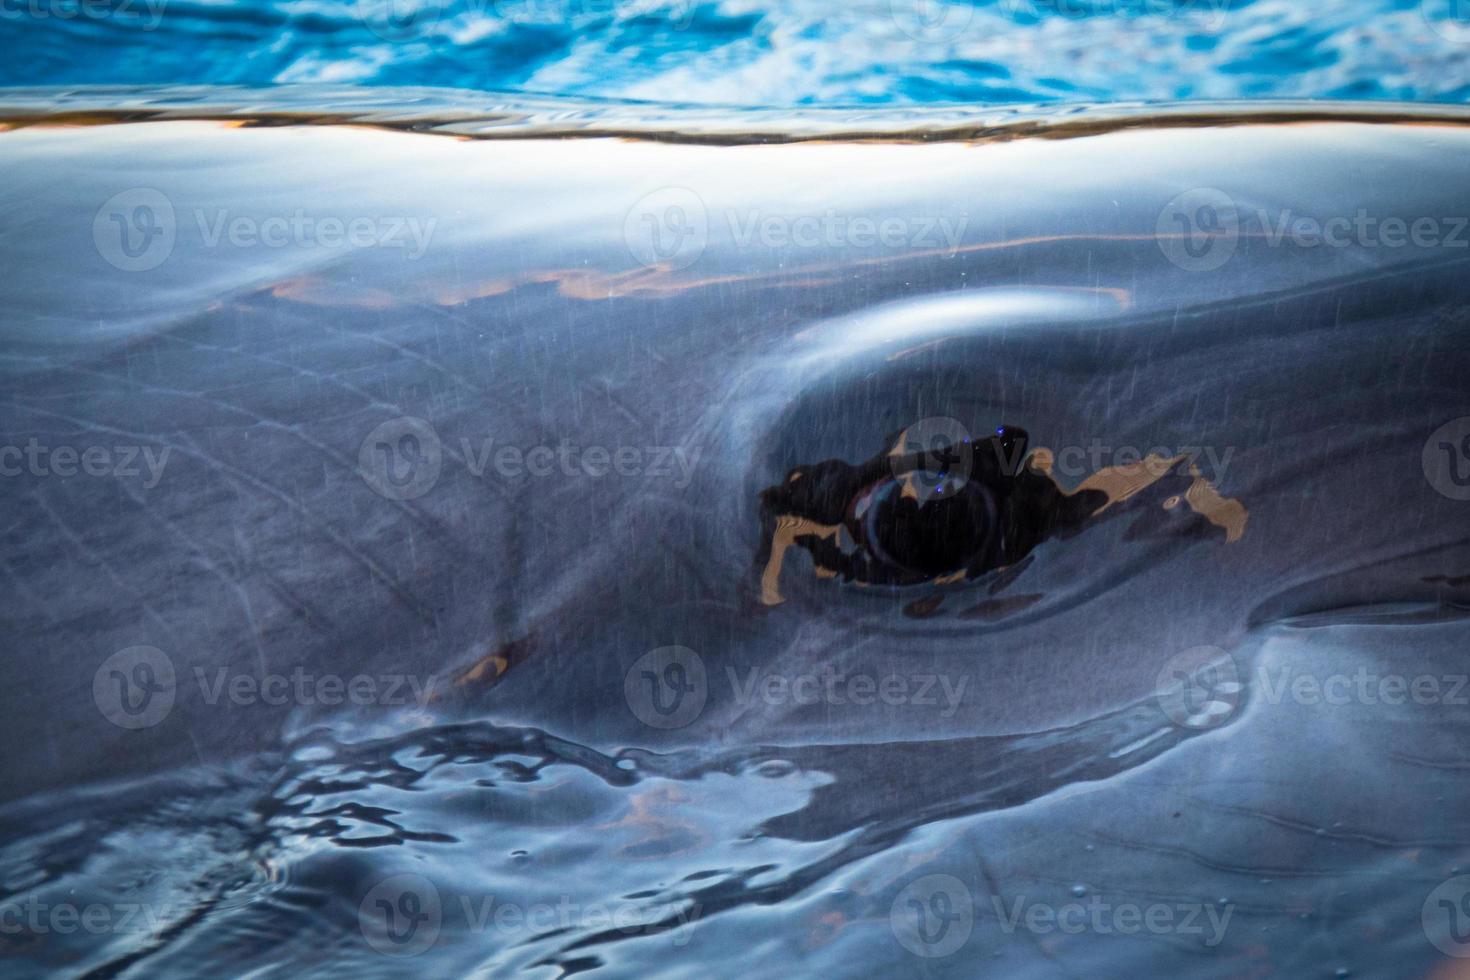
[1,108,1469,809]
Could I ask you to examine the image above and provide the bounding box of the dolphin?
[1,97,1469,977]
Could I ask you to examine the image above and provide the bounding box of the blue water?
[5,0,1470,104]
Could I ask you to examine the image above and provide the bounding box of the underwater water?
[1,103,1470,979]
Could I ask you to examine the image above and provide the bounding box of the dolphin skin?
[1,98,1469,977]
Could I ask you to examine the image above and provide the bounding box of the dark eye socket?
[758,424,1032,596]
[852,467,997,581]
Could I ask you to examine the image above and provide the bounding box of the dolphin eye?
[850,470,997,580]
[757,423,1039,600]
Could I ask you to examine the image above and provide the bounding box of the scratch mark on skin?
[0,552,60,627]
[42,360,466,549]
[116,479,272,679]
[28,490,181,643]
[6,401,436,625]
[318,321,489,397]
